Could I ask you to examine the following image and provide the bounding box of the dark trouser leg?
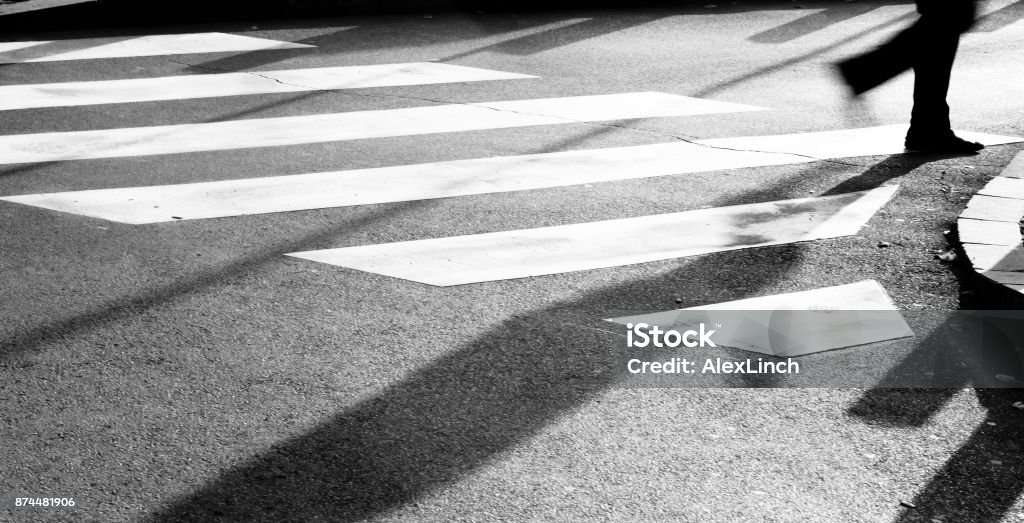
[907,0,976,137]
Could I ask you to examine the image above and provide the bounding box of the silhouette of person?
[836,0,983,153]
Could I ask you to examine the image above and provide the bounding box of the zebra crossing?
[1,30,1021,290]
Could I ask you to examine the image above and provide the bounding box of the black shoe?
[904,133,984,154]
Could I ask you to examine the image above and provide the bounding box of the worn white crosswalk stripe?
[286,185,898,286]
[0,32,316,64]
[0,63,538,111]
[3,125,1016,224]
[699,124,1022,157]
[605,280,913,357]
[0,142,808,223]
[0,92,765,165]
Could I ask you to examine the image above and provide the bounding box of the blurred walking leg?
[905,0,981,151]
[835,0,983,153]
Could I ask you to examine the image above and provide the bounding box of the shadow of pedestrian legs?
[848,246,1024,522]
[748,4,887,44]
[148,152,958,521]
[892,396,1024,522]
[148,228,817,521]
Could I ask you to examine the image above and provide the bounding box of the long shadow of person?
[147,153,948,521]
[849,276,1024,522]
[889,390,1024,522]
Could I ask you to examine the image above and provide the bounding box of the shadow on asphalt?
[144,157,940,522]
[745,0,1024,45]
[890,400,1024,522]
[0,128,852,356]
[822,153,940,196]
[0,0,917,35]
[2,91,1013,521]
[847,229,1024,521]
[4,6,1020,518]
[0,114,928,359]
[182,12,673,72]
[0,13,685,180]
[694,9,917,98]
[143,234,804,522]
[748,2,891,44]
[0,199,440,357]
[440,12,671,61]
[973,0,1024,33]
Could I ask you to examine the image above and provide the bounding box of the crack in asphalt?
[167,58,866,170]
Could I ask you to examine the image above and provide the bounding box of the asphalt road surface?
[2,1,1024,521]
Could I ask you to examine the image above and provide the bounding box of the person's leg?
[905,0,982,152]
[907,23,958,133]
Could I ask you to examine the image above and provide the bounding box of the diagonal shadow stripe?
[147,154,934,521]
[695,10,916,97]
[971,0,1024,32]
[749,4,885,44]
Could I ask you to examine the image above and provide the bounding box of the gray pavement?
[2,2,1024,521]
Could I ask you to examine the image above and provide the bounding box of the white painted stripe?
[622,280,902,314]
[605,280,913,357]
[0,32,315,64]
[0,92,765,165]
[0,63,537,111]
[0,142,810,224]
[5,125,1014,222]
[698,124,1022,159]
[286,186,898,286]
